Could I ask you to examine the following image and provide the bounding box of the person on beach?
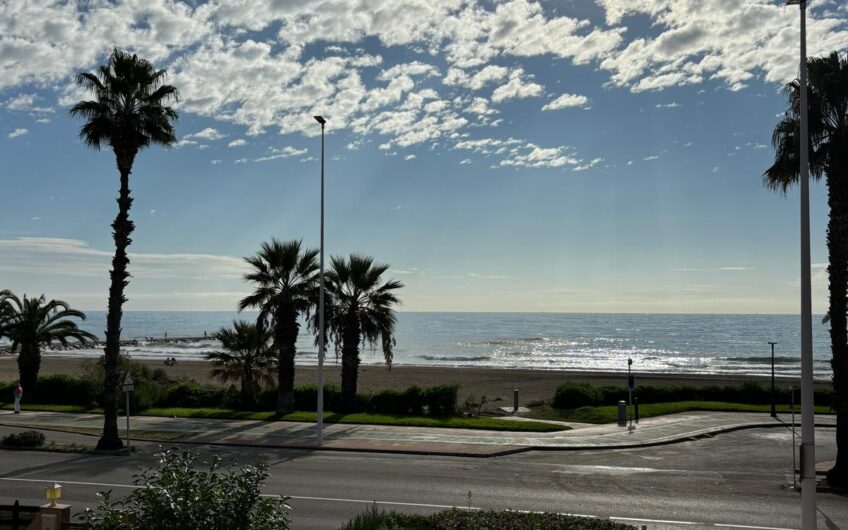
[13,384,22,414]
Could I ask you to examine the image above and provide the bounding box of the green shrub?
[423,385,459,417]
[160,381,226,408]
[28,374,97,406]
[1,430,46,448]
[0,381,13,402]
[555,381,834,410]
[79,356,168,411]
[340,507,636,530]
[553,382,602,409]
[80,449,290,530]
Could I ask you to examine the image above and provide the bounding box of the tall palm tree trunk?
[17,343,40,395]
[97,149,136,451]
[242,364,257,408]
[340,313,361,412]
[275,311,298,415]
[827,140,848,486]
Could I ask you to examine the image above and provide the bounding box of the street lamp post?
[786,2,816,528]
[314,115,327,446]
[769,341,778,418]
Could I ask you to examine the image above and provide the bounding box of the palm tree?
[239,239,319,414]
[323,254,403,410]
[70,48,178,450]
[207,321,275,408]
[763,51,848,486]
[0,291,96,394]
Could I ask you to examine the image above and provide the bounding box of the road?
[0,425,844,530]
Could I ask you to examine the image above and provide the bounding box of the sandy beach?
[0,355,815,406]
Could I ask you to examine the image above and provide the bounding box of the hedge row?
[553,381,834,410]
[342,507,635,530]
[0,376,459,417]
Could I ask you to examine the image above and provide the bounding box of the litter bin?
[617,400,627,427]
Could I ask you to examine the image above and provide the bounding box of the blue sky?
[1,0,847,313]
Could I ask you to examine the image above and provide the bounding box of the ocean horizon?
[31,311,832,379]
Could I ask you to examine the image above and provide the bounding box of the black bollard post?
[634,397,639,423]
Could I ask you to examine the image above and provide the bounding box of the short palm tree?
[207,321,275,408]
[70,48,178,450]
[239,239,319,414]
[323,254,403,410]
[763,51,848,485]
[0,290,96,394]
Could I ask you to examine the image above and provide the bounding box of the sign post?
[121,373,134,451]
[627,358,636,432]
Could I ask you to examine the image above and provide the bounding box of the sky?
[1,0,848,314]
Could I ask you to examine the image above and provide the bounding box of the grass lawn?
[142,408,568,432]
[529,401,835,424]
[0,403,567,432]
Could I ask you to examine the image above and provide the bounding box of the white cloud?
[656,102,682,108]
[444,65,509,90]
[0,237,246,279]
[464,97,499,116]
[491,69,544,103]
[8,128,28,138]
[254,145,308,162]
[542,93,589,110]
[596,0,848,92]
[573,157,604,172]
[459,158,471,165]
[185,127,226,141]
[404,154,417,160]
[210,159,222,165]
[643,155,659,161]
[227,139,247,148]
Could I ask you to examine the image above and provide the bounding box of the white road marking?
[0,477,798,530]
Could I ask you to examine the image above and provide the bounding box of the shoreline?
[0,356,823,406]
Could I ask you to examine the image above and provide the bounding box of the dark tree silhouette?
[208,320,275,408]
[240,239,319,414]
[70,49,178,450]
[0,291,96,394]
[322,254,402,410]
[764,51,848,485]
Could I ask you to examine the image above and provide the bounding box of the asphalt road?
[0,425,844,530]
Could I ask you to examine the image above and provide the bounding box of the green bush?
[553,382,602,409]
[555,381,834,410]
[160,381,226,408]
[1,430,46,448]
[80,449,290,530]
[0,381,12,402]
[340,504,431,530]
[29,374,97,406]
[423,385,459,417]
[341,506,635,530]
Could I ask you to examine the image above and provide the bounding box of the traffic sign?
[122,373,134,392]
[628,375,636,391]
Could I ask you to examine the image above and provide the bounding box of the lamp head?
[314,115,326,125]
[786,0,804,5]
[45,483,62,505]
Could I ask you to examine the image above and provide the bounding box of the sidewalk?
[0,410,835,457]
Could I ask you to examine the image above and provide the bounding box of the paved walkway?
[0,411,835,457]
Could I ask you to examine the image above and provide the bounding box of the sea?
[31,311,834,379]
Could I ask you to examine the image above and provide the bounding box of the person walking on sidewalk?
[13,384,22,414]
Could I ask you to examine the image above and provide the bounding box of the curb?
[0,419,836,458]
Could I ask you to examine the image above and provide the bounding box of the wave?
[418,355,491,362]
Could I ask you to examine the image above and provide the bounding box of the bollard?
[634,397,639,423]
[513,389,519,413]
[618,400,627,427]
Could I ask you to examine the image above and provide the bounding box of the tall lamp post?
[314,115,327,446]
[786,2,816,528]
[769,341,778,418]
